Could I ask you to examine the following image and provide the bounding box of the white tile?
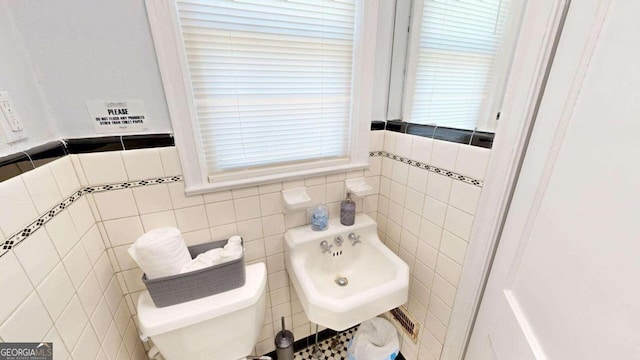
[182,229,210,246]
[113,245,137,271]
[103,216,144,247]
[0,292,52,341]
[383,131,396,152]
[407,166,428,194]
[140,210,177,231]
[90,298,112,341]
[0,176,38,236]
[49,156,82,198]
[209,223,238,241]
[304,176,325,186]
[366,157,382,176]
[402,209,421,237]
[391,161,409,185]
[37,263,75,320]
[421,329,443,359]
[413,259,435,289]
[46,211,80,257]
[411,135,434,164]
[363,194,378,213]
[436,254,462,286]
[426,173,452,203]
[44,327,70,360]
[400,229,419,253]
[416,241,438,270]
[444,206,474,241]
[71,324,100,360]
[264,234,284,256]
[205,200,236,226]
[158,147,182,176]
[381,157,394,178]
[82,225,105,266]
[425,311,447,343]
[94,253,115,292]
[284,210,306,229]
[56,295,88,350]
[63,242,92,289]
[168,182,204,208]
[105,277,124,314]
[13,228,59,285]
[121,148,165,180]
[282,179,304,190]
[419,219,443,250]
[395,133,414,158]
[237,218,263,241]
[259,192,283,216]
[245,239,266,262]
[232,186,259,198]
[102,321,121,360]
[132,184,173,214]
[270,287,291,306]
[21,164,63,213]
[449,180,482,214]
[114,300,131,336]
[175,205,209,232]
[410,278,430,307]
[389,181,407,206]
[258,182,283,194]
[369,130,384,151]
[428,293,452,326]
[440,231,468,265]
[94,189,138,221]
[431,140,459,171]
[122,268,145,293]
[203,189,232,204]
[387,201,404,225]
[404,188,425,215]
[305,184,326,204]
[78,272,103,316]
[422,196,447,227]
[69,155,88,186]
[455,145,491,180]
[123,320,139,355]
[68,197,96,236]
[432,275,457,306]
[79,152,128,184]
[0,252,34,323]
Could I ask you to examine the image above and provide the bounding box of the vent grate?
[389,306,419,342]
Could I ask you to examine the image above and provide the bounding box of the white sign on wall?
[86,100,148,133]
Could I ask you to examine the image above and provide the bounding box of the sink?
[284,213,409,331]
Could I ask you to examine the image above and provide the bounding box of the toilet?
[137,263,267,360]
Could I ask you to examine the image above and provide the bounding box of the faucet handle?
[334,235,344,246]
[348,233,361,246]
[319,240,333,254]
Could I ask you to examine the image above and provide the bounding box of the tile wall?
[0,129,490,359]
[0,156,146,360]
[375,131,490,360]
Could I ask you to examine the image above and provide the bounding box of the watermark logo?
[0,343,52,360]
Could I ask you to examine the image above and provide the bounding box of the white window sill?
[184,161,370,195]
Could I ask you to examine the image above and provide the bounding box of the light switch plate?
[0,91,26,143]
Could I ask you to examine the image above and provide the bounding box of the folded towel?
[179,236,244,274]
[128,227,192,279]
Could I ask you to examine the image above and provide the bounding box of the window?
[403,0,514,131]
[147,0,377,193]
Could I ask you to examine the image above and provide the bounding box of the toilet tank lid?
[137,262,267,337]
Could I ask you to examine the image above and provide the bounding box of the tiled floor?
[293,326,357,360]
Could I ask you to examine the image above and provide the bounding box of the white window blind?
[408,0,510,130]
[175,0,358,176]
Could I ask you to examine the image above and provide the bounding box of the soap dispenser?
[340,192,356,226]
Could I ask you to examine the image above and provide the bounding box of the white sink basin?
[284,213,409,331]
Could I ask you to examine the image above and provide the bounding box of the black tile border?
[0,133,174,182]
[0,174,184,258]
[371,120,386,130]
[385,120,495,149]
[371,151,483,188]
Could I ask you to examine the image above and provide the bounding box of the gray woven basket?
[141,239,246,308]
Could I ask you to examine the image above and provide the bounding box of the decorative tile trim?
[370,151,483,188]
[0,175,183,258]
[384,120,495,149]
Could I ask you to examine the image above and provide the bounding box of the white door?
[466,0,640,359]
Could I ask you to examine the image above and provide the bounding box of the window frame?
[146,0,379,194]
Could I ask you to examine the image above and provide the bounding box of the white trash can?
[347,317,400,360]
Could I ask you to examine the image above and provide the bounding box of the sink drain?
[335,276,348,287]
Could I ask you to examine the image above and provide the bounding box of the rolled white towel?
[128,227,192,279]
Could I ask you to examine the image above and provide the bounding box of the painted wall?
[0,4,57,154]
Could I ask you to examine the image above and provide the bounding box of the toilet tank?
[137,263,267,360]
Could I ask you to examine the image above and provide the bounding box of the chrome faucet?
[348,233,361,246]
[334,235,344,247]
[319,240,333,254]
